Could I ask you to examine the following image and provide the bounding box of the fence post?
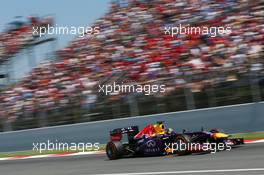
[38,110,48,127]
[207,71,217,107]
[128,94,139,117]
[184,76,196,110]
[3,119,13,131]
[250,71,261,102]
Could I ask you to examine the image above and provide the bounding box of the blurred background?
[0,0,263,132]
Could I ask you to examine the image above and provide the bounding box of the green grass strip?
[230,131,264,140]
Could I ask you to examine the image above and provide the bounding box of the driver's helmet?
[153,121,166,135]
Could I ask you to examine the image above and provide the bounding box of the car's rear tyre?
[174,135,192,156]
[106,141,124,160]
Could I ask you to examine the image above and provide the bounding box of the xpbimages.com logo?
[32,140,100,153]
[165,140,232,154]
[164,24,232,38]
[98,82,166,95]
[32,24,100,37]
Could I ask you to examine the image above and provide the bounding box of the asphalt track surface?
[0,143,263,175]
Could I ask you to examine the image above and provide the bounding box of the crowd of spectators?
[0,0,263,123]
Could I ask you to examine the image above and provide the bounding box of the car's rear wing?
[110,126,139,142]
[110,126,139,135]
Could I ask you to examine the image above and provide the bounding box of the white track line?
[94,168,264,175]
[245,139,264,144]
[0,151,104,161]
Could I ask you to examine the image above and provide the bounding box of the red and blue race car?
[106,121,244,160]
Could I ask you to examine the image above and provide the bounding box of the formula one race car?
[106,121,244,160]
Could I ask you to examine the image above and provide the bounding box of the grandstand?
[0,0,263,131]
